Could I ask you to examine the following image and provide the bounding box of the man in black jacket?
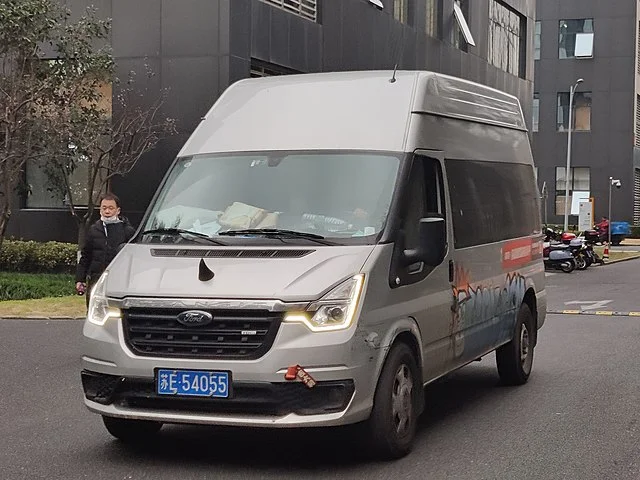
[75,193,136,308]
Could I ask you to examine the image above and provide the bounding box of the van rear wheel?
[102,416,162,442]
[366,343,420,460]
[496,304,535,386]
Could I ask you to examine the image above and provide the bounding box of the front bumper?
[81,310,381,427]
[82,370,356,427]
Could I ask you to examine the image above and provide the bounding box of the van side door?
[389,153,453,383]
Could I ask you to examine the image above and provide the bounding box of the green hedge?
[0,240,77,273]
[0,272,76,301]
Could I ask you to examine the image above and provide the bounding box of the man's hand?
[76,282,86,295]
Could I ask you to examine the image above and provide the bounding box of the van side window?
[403,156,446,251]
[446,159,541,249]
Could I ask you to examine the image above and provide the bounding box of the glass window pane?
[488,1,523,76]
[575,32,594,57]
[454,1,475,46]
[573,168,591,191]
[425,0,439,37]
[556,167,567,191]
[534,21,541,60]
[532,94,540,132]
[555,195,570,216]
[574,92,592,131]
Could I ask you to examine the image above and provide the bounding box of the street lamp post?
[608,177,622,248]
[563,78,584,232]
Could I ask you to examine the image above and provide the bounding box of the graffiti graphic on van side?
[451,265,527,358]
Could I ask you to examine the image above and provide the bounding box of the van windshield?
[140,151,400,245]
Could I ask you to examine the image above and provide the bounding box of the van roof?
[178,70,527,157]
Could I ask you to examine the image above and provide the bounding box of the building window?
[488,0,526,78]
[534,21,541,60]
[559,19,594,59]
[555,167,590,215]
[557,92,592,131]
[532,93,539,132]
[637,21,640,74]
[636,95,640,147]
[425,0,440,38]
[452,0,474,51]
[393,0,409,24]
[250,59,298,77]
[259,0,317,22]
[634,168,640,225]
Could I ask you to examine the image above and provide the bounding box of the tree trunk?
[0,194,13,251]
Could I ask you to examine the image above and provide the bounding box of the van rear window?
[446,160,541,249]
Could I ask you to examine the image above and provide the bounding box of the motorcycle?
[543,242,576,273]
[544,227,603,269]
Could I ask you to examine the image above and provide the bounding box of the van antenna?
[389,27,406,84]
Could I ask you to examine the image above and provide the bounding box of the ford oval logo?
[177,310,213,327]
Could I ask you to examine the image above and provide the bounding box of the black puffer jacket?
[76,217,136,282]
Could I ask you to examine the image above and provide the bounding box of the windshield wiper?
[140,228,227,246]
[218,228,337,246]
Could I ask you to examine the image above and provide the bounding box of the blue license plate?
[156,369,230,398]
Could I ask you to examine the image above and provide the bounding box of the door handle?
[449,260,454,283]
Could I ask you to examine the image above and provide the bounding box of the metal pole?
[608,177,613,247]
[563,86,575,232]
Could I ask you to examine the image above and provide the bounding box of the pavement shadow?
[97,363,514,470]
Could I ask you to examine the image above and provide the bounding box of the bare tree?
[42,66,177,247]
[0,0,110,247]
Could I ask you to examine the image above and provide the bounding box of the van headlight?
[284,274,365,332]
[87,272,121,326]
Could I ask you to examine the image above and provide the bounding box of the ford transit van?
[81,71,546,459]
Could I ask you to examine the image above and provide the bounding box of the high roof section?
[179,70,526,157]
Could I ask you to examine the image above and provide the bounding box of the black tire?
[102,416,162,442]
[575,254,588,270]
[561,259,576,273]
[496,304,535,386]
[366,343,421,460]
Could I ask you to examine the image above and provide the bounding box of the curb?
[548,310,640,317]
[596,255,640,266]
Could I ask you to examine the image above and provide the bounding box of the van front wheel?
[102,416,162,442]
[496,304,535,386]
[366,343,420,460]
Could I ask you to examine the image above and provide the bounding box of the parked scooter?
[544,227,603,269]
[543,242,576,273]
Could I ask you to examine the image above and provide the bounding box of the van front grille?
[122,308,282,360]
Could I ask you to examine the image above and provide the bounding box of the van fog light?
[283,274,365,332]
[328,307,345,323]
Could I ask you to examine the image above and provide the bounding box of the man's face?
[100,200,120,219]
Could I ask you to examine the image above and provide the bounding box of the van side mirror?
[403,217,447,267]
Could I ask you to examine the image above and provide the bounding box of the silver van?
[81,70,546,459]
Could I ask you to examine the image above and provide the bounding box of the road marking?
[550,310,640,317]
[565,300,613,311]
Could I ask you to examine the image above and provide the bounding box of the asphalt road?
[2,262,640,480]
[546,257,640,313]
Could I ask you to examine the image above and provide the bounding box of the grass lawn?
[0,295,85,318]
[593,247,640,263]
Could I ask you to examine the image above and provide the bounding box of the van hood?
[105,244,374,302]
